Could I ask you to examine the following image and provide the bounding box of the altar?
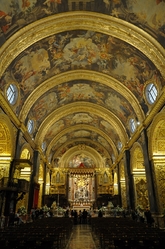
[68,168,95,210]
[73,205,91,212]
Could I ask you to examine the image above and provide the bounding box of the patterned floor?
[65,224,98,249]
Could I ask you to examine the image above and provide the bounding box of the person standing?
[78,210,82,224]
[82,209,87,223]
[98,210,103,217]
[144,207,154,227]
[73,210,78,225]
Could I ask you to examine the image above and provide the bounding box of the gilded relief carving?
[51,170,65,186]
[131,143,145,172]
[134,178,148,209]
[147,111,165,213]
[0,121,12,156]
[154,164,165,213]
[149,111,165,158]
[119,161,125,180]
[0,164,9,179]
[158,141,165,151]
[121,183,127,209]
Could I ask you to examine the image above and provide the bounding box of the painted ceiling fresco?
[0,0,165,48]
[1,30,164,116]
[51,130,112,154]
[27,80,136,136]
[68,153,95,168]
[0,1,165,169]
[44,112,120,145]
[52,141,111,162]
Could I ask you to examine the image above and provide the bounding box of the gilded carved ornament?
[154,163,165,213]
[38,164,44,181]
[119,161,125,181]
[148,111,165,159]
[134,178,149,209]
[20,148,31,160]
[130,142,144,172]
[0,114,15,157]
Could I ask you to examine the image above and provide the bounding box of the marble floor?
[65,224,98,249]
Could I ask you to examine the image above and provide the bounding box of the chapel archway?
[0,114,14,179]
[130,143,149,210]
[149,110,165,213]
[15,147,32,213]
[0,114,14,215]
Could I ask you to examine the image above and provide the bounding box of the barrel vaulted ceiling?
[0,0,165,170]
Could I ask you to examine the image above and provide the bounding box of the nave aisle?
[65,224,98,249]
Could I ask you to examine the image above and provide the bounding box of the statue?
[51,201,57,210]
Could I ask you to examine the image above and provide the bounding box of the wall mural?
[44,112,120,146]
[1,30,163,118]
[0,1,165,48]
[51,130,113,155]
[27,80,135,136]
[69,153,95,168]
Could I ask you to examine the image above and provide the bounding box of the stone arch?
[148,110,165,213]
[149,111,165,157]
[0,113,14,158]
[130,142,148,210]
[0,113,15,179]
[18,146,32,181]
[20,148,31,160]
[15,146,33,213]
[130,142,145,173]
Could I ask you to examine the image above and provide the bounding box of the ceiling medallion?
[77,144,86,150]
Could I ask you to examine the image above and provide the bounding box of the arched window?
[6,84,18,105]
[145,83,157,104]
[129,118,136,133]
[27,119,34,134]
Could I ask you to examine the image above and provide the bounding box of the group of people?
[8,210,24,226]
[70,209,91,224]
[31,207,53,220]
[131,207,155,227]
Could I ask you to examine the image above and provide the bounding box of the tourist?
[98,210,103,217]
[144,207,154,227]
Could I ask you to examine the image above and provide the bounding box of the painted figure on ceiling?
[0,10,12,32]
